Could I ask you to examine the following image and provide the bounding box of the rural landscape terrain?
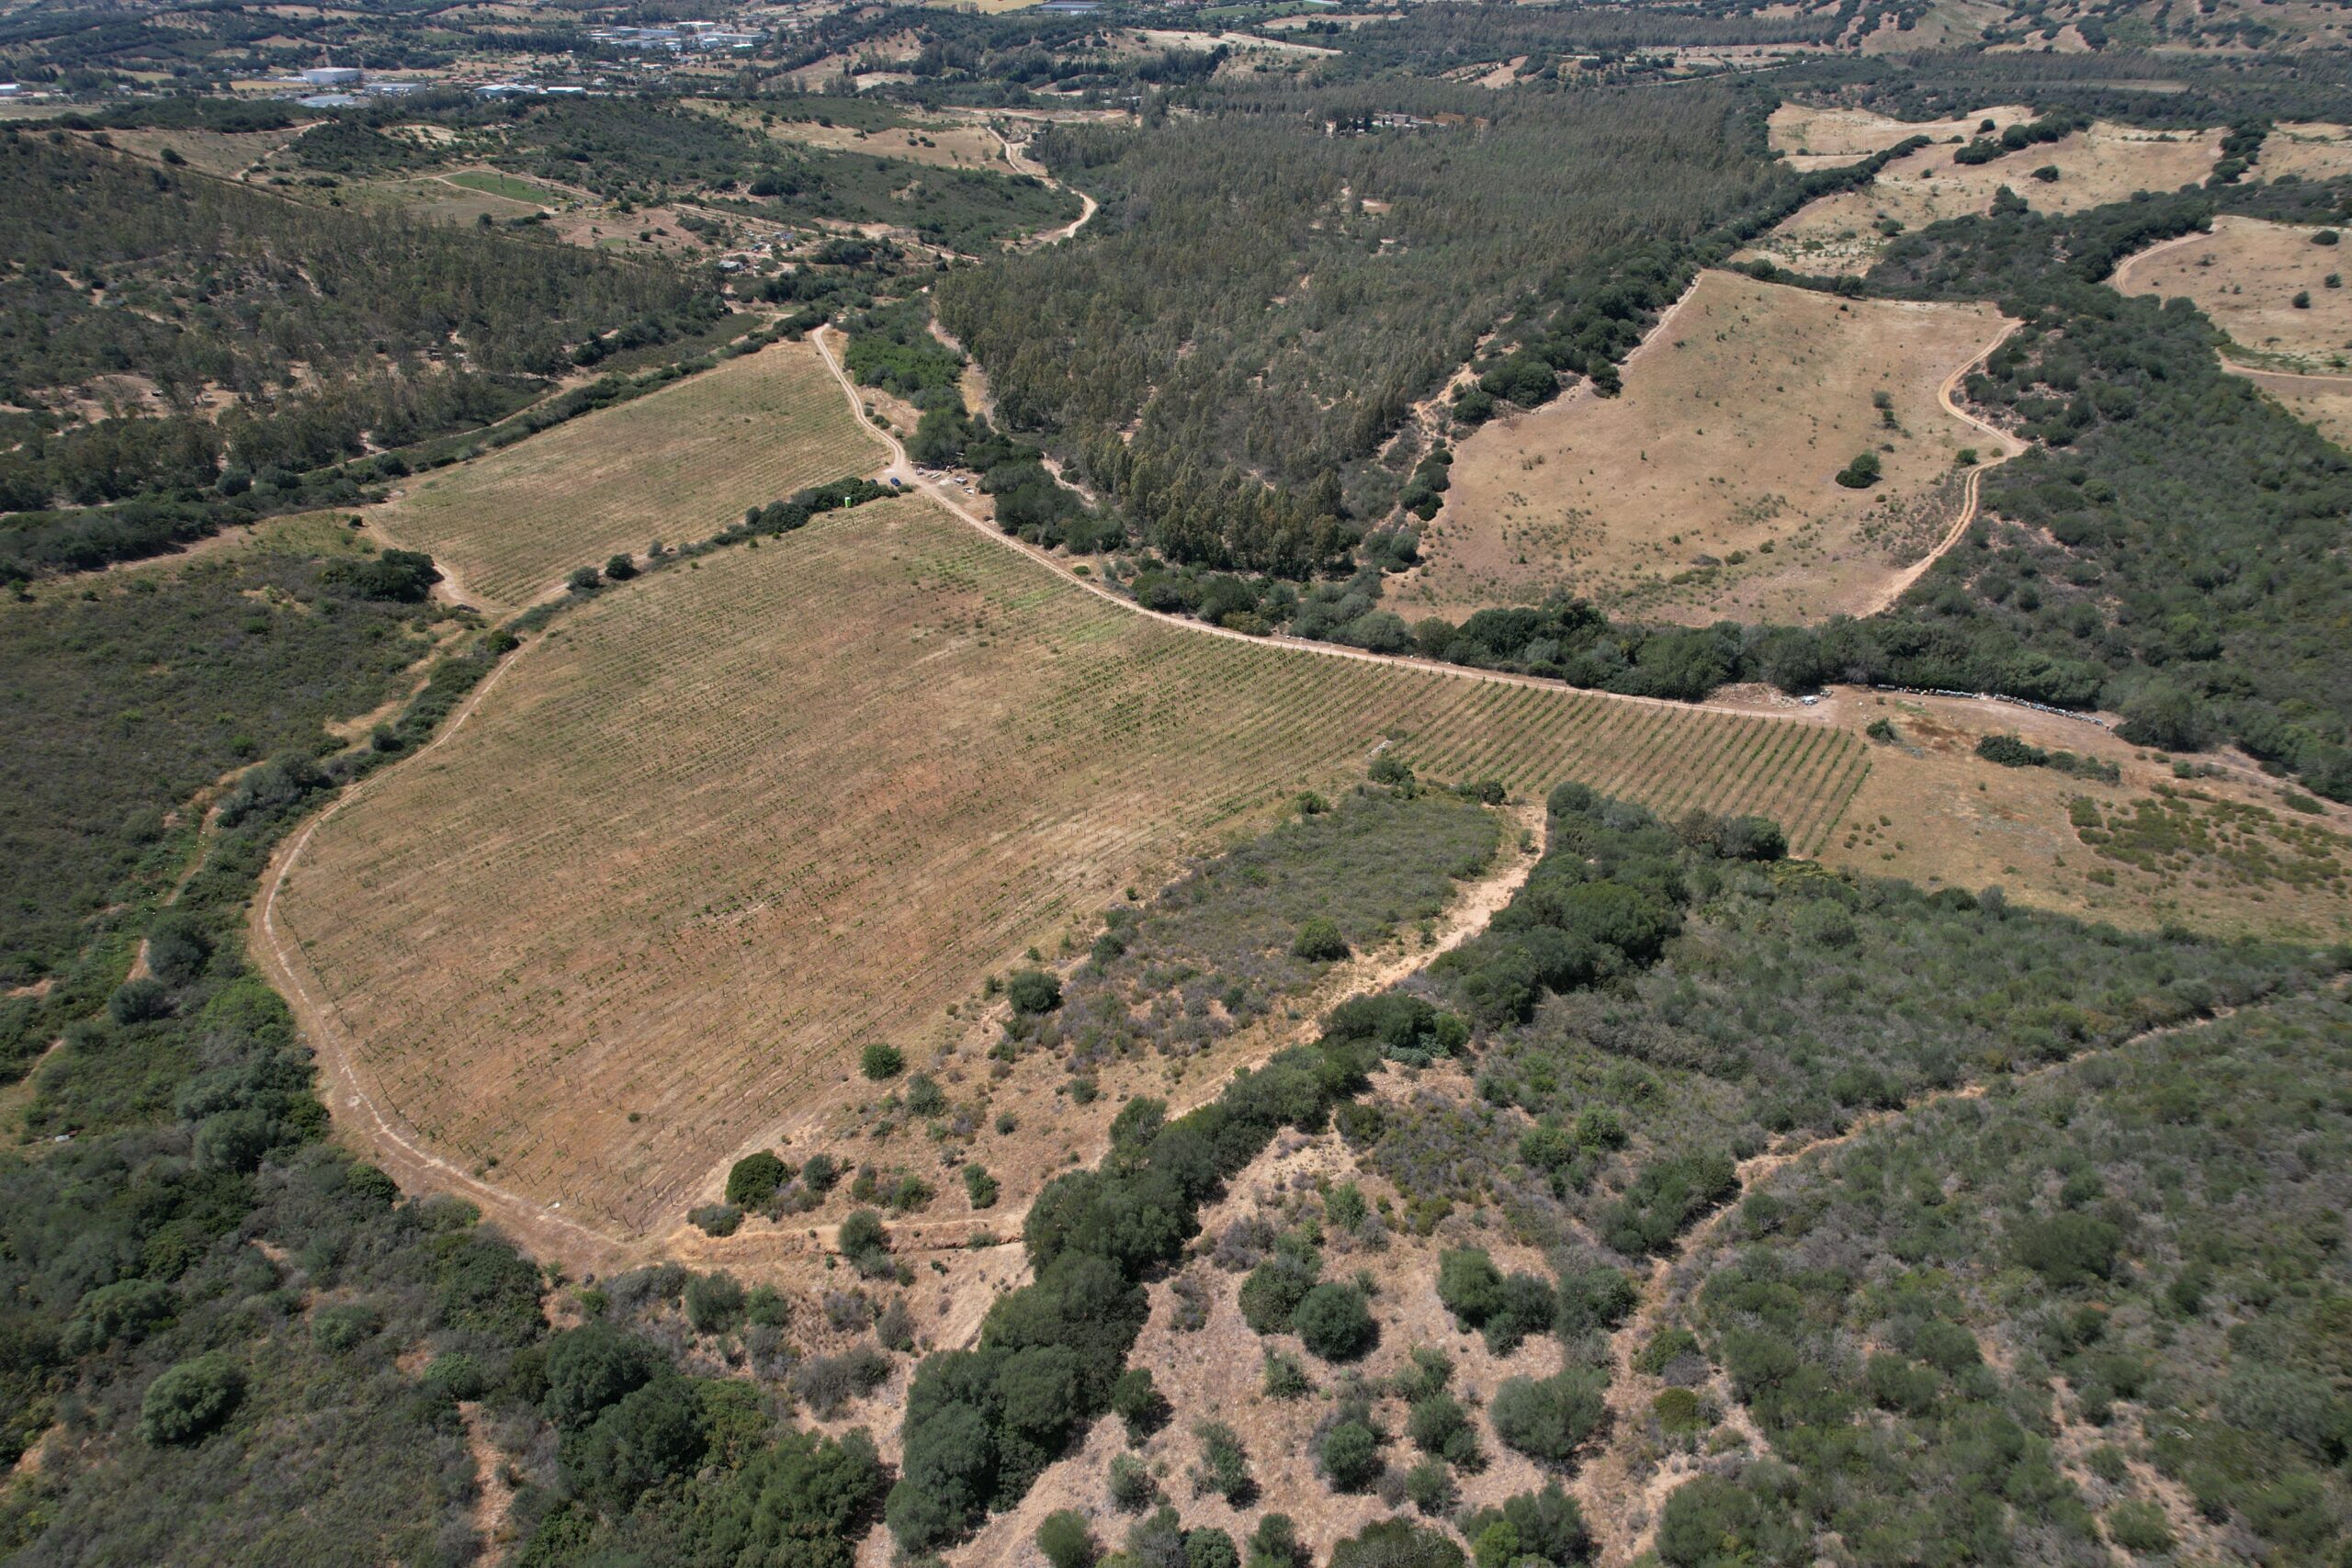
[4,0,2352,1565]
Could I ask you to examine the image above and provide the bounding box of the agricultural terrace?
[2113,215,2352,372]
[268,498,1866,1236]
[1766,102,2035,171]
[1743,118,2225,276]
[374,338,876,614]
[1396,271,2013,626]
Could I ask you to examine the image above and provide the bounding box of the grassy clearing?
[2114,215,2352,372]
[1767,102,2035,170]
[271,497,1863,1235]
[2237,364,2352,448]
[1744,118,2225,275]
[1811,688,2352,942]
[442,168,555,204]
[2256,120,2352,182]
[1396,271,2011,626]
[376,339,876,613]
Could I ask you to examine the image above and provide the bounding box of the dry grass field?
[2258,121,2352,182]
[1743,118,2224,274]
[688,99,1010,170]
[373,339,877,614]
[1393,270,2015,626]
[1782,687,2352,942]
[2238,364,2352,448]
[268,497,1866,1238]
[2114,215,2352,371]
[1766,102,2033,170]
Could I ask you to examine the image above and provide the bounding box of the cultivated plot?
[1396,270,2014,626]
[2114,215,2352,372]
[1745,118,2224,275]
[270,498,1865,1236]
[375,338,877,614]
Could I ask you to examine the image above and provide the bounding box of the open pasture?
[1396,270,2013,626]
[269,498,1866,1236]
[2114,215,2352,372]
[1744,118,2224,274]
[374,339,876,614]
[2257,121,2352,182]
[1766,101,2033,169]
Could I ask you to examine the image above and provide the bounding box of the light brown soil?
[1394,270,2017,626]
[1743,119,2225,276]
[2114,216,2352,372]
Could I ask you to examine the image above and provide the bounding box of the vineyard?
[376,338,877,613]
[268,497,1867,1235]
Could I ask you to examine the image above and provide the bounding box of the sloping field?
[1767,102,2033,170]
[2115,215,2352,372]
[1744,118,2224,275]
[1395,270,2015,626]
[2259,121,2352,182]
[268,497,1865,1235]
[376,339,876,613]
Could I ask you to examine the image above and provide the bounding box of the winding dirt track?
[1849,315,2030,617]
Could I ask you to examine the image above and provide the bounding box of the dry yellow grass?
[1394,270,2015,626]
[2257,121,2352,182]
[1788,687,2352,942]
[268,497,1865,1237]
[2114,215,2352,372]
[1767,101,2034,169]
[374,339,877,613]
[686,99,1009,171]
[2236,365,2352,448]
[1744,118,2224,275]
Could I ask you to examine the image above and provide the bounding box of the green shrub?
[138,1352,242,1445]
[684,1270,745,1334]
[1317,1417,1384,1491]
[1187,1527,1240,1568]
[1109,1451,1160,1512]
[726,1150,788,1208]
[1112,1366,1170,1439]
[1834,451,1883,489]
[1293,918,1350,962]
[2105,1500,2173,1554]
[1405,1457,1456,1515]
[860,1043,904,1079]
[1038,1509,1098,1568]
[1193,1420,1255,1504]
[1007,968,1063,1014]
[1491,1368,1608,1465]
[1329,1518,1464,1568]
[1264,1349,1314,1399]
[1293,1281,1376,1361]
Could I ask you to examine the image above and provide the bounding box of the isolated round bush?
[1293,918,1350,963]
[139,1352,243,1446]
[1293,1282,1376,1361]
[860,1043,904,1080]
[1037,1509,1098,1568]
[726,1150,788,1208]
[1317,1418,1383,1492]
[1329,1518,1464,1568]
[1007,968,1063,1014]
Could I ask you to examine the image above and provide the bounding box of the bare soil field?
[373,339,876,614]
[1742,118,2225,275]
[266,497,1865,1242]
[1394,270,2017,626]
[2236,364,2352,447]
[2114,215,2352,372]
[1777,687,2352,942]
[2257,120,2352,182]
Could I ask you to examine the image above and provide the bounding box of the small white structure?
[300,66,364,86]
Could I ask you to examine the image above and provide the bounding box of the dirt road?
[1850,315,2030,617]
